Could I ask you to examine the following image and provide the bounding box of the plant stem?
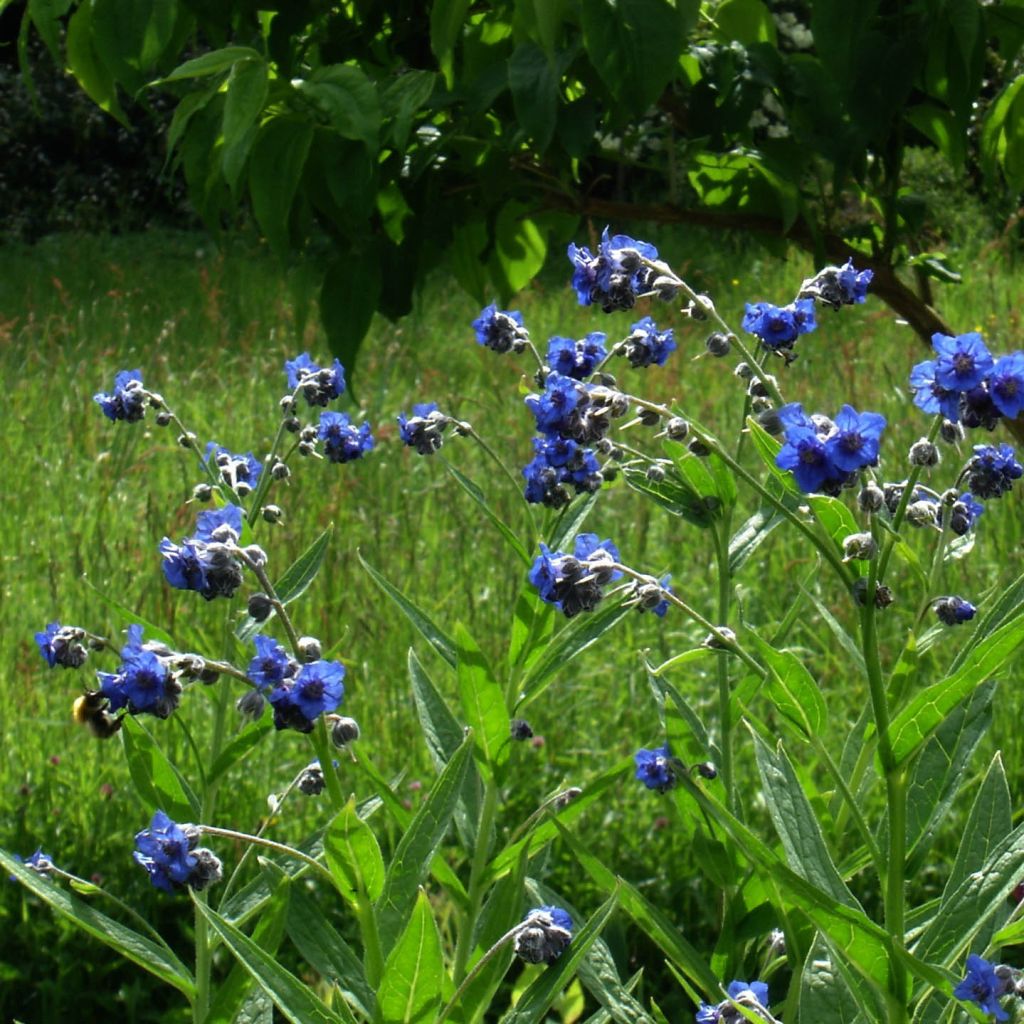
[713,522,735,814]
[193,893,211,1024]
[438,924,519,1024]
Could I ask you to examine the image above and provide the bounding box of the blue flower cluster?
[96,624,180,719]
[245,634,345,732]
[522,435,603,509]
[742,299,816,353]
[204,443,263,495]
[933,595,977,626]
[13,848,55,876]
[528,533,622,617]
[317,411,374,463]
[159,504,253,602]
[696,980,772,1023]
[634,745,677,792]
[965,443,1023,499]
[34,622,89,669]
[93,369,147,422]
[546,333,607,379]
[621,316,676,368]
[472,304,530,354]
[285,352,346,406]
[397,402,452,455]
[911,332,1024,428]
[133,810,221,894]
[568,228,666,312]
[513,906,573,965]
[775,403,887,494]
[798,259,874,309]
[954,954,1014,1021]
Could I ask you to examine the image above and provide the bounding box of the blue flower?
[318,411,374,463]
[568,228,659,312]
[949,492,984,536]
[934,596,977,626]
[285,352,346,406]
[953,954,1010,1021]
[966,443,1024,499]
[836,259,873,304]
[634,745,676,792]
[528,533,621,617]
[12,848,55,878]
[932,332,994,392]
[34,622,88,669]
[204,443,263,494]
[910,359,961,421]
[133,810,198,894]
[742,299,816,350]
[988,352,1024,419]
[776,425,837,493]
[472,304,529,354]
[824,404,886,473]
[397,402,450,455]
[799,260,873,308]
[97,625,178,718]
[514,906,573,964]
[696,980,771,1023]
[94,369,146,422]
[961,384,1002,431]
[546,333,607,379]
[159,504,246,601]
[247,635,295,691]
[621,317,676,368]
[636,574,672,617]
[268,659,345,732]
[525,373,588,437]
[522,436,602,507]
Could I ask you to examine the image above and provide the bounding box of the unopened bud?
[296,636,322,662]
[908,438,940,467]
[330,716,360,746]
[155,410,172,427]
[688,439,710,457]
[858,483,885,514]
[177,432,197,449]
[646,463,666,482]
[939,419,964,445]
[510,718,534,740]
[192,483,214,502]
[247,593,273,622]
[842,532,877,561]
[638,407,661,426]
[261,504,283,524]
[705,332,732,357]
[666,417,689,441]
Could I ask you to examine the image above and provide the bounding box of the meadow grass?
[2,227,1022,1021]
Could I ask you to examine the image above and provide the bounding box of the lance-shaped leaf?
[1,852,195,997]
[744,632,827,740]
[378,889,446,1024]
[456,623,509,777]
[120,717,200,821]
[324,797,386,904]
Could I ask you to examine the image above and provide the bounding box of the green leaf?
[324,798,387,904]
[286,884,375,1020]
[492,201,547,297]
[207,717,274,789]
[382,69,436,149]
[547,490,600,551]
[448,219,490,303]
[297,65,381,151]
[456,623,510,777]
[208,875,290,1024]
[580,0,692,115]
[195,899,343,1024]
[518,593,633,710]
[378,890,445,1024]
[375,736,473,953]
[236,525,334,642]
[159,46,263,83]
[552,822,719,996]
[65,2,126,123]
[443,460,531,566]
[430,0,471,87]
[744,632,827,741]
[746,416,801,497]
[249,116,314,259]
[222,57,269,187]
[28,0,71,62]
[0,852,195,997]
[621,467,720,528]
[728,507,786,573]
[807,494,864,574]
[120,717,200,821]
[887,610,1024,766]
[752,734,858,907]
[508,583,555,671]
[713,0,777,45]
[509,42,559,150]
[320,250,381,381]
[498,891,620,1024]
[80,575,177,649]
[905,680,995,872]
[799,936,882,1023]
[358,552,457,667]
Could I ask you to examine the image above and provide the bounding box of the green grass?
[2,227,1023,1021]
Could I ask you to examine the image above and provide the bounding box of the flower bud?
[297,763,325,796]
[236,689,266,721]
[330,716,361,746]
[188,848,223,891]
[553,787,582,810]
[284,417,301,433]
[853,578,894,608]
[695,761,718,779]
[262,504,283,524]
[734,361,754,380]
[177,432,197,449]
[297,636,322,662]
[858,483,885,514]
[939,418,964,445]
[271,460,291,481]
[192,483,213,502]
[247,592,273,622]
[666,417,689,441]
[688,439,710,457]
[842,532,877,561]
[155,410,172,427]
[646,463,666,482]
[905,500,939,528]
[510,718,534,740]
[638,407,661,426]
[908,438,940,467]
[702,626,736,650]
[705,332,732,357]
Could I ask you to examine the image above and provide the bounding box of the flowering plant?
[9,228,1024,1024]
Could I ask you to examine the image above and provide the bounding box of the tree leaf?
[377,890,445,1024]
[320,250,381,383]
[509,42,558,151]
[222,57,269,186]
[382,69,436,149]
[0,851,195,997]
[159,46,263,83]
[65,2,126,123]
[195,899,343,1024]
[492,201,547,297]
[430,0,471,87]
[249,116,314,259]
[298,65,381,151]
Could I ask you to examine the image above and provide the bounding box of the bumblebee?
[72,691,123,740]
